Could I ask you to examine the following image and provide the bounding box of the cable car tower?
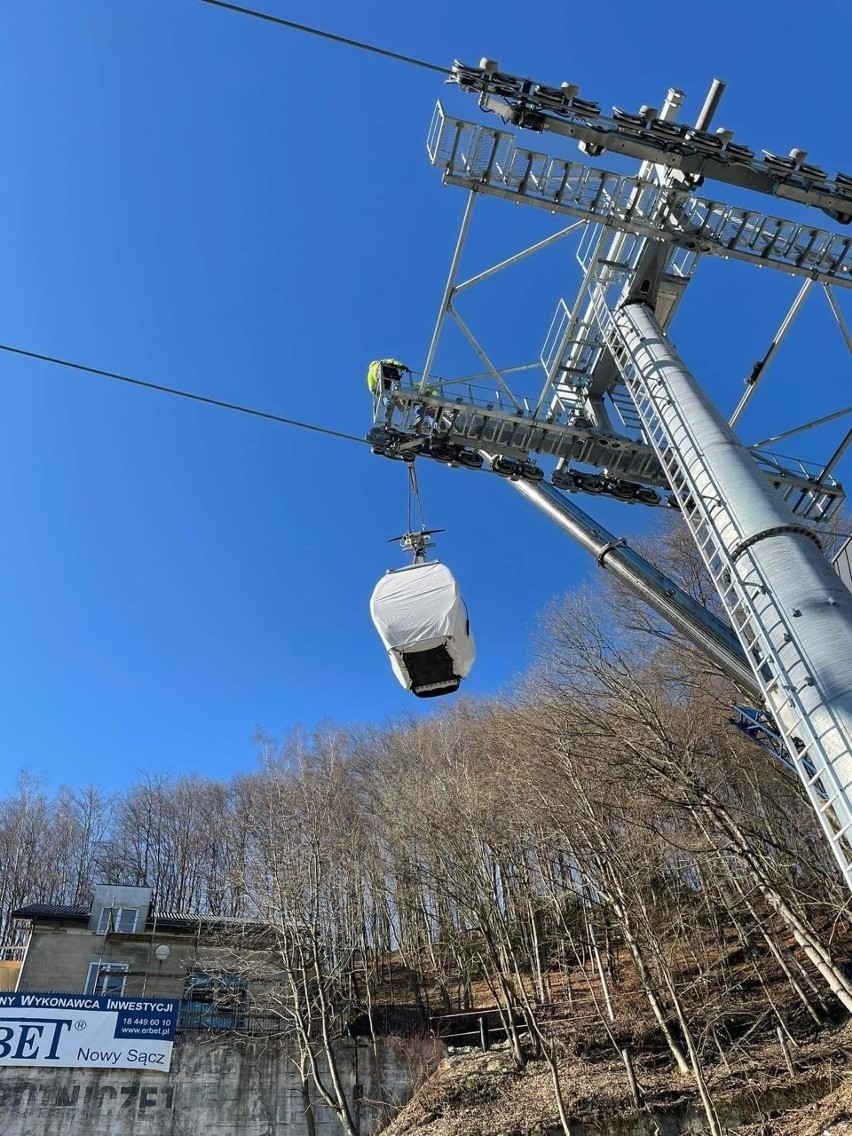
[368,62,852,888]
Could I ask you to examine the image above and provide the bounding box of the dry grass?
[374,954,852,1136]
[382,1029,852,1135]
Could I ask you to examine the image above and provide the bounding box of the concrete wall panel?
[0,1034,418,1135]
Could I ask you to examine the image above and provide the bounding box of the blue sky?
[1,0,851,793]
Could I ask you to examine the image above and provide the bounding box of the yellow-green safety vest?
[367,359,408,394]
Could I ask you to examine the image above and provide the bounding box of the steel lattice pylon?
[368,62,852,887]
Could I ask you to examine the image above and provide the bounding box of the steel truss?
[370,122,848,518]
[367,65,852,886]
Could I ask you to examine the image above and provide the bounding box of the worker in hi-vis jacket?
[367,359,409,395]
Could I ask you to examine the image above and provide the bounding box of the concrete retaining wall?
[0,1034,424,1135]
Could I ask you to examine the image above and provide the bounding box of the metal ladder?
[608,380,645,434]
[541,221,696,438]
[540,300,600,417]
[541,226,642,426]
[589,285,852,886]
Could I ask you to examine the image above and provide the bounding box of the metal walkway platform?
[369,378,845,518]
[427,105,852,290]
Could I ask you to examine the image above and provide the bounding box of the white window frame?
[84,962,128,996]
[97,906,139,934]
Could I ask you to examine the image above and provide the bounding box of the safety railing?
[427,105,852,289]
[375,372,574,422]
[177,1002,288,1035]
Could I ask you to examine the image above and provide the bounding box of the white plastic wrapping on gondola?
[370,561,475,695]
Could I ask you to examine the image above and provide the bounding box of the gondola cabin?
[370,561,475,697]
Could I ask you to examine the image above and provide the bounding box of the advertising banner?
[0,992,179,1071]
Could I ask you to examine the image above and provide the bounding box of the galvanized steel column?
[505,476,760,700]
[612,299,852,885]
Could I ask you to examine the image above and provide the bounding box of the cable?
[199,0,449,76]
[0,342,369,446]
[408,463,427,531]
